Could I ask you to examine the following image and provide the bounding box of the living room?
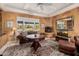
[0,3,79,56]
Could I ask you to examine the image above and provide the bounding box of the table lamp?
[13,27,16,35]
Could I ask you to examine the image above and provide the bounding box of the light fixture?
[13,27,16,35]
[37,3,52,10]
[12,27,17,41]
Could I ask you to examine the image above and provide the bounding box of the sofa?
[74,36,79,54]
[58,39,76,55]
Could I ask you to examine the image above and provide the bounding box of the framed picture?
[6,20,13,28]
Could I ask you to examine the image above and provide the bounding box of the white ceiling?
[0,3,79,17]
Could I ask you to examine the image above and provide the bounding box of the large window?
[16,17,40,31]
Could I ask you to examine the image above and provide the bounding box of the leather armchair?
[17,33,27,44]
[74,36,79,53]
[58,40,76,55]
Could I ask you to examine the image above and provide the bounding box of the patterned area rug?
[35,46,53,56]
[3,40,67,56]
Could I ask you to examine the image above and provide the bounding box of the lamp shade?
[13,27,16,31]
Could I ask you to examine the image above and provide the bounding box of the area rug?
[3,40,67,56]
[35,46,53,56]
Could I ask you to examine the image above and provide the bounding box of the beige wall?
[52,7,79,36]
